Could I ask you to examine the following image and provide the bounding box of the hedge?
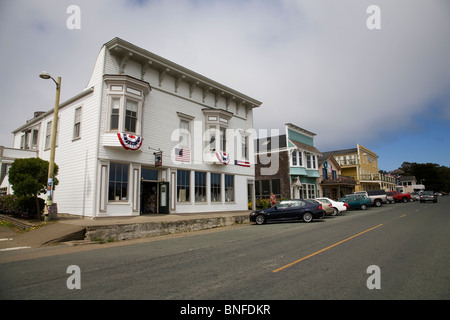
[0,195,45,220]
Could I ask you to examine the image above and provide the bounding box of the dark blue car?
[250,199,325,225]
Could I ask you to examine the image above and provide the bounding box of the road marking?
[0,238,13,241]
[273,224,384,273]
[0,246,31,252]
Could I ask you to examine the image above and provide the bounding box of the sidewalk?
[2,211,252,248]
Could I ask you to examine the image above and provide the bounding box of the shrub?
[0,195,44,220]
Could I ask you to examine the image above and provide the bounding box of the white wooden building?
[12,38,262,217]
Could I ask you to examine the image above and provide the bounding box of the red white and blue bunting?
[117,133,143,151]
[215,152,230,165]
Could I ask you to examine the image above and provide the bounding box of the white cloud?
[1,0,449,154]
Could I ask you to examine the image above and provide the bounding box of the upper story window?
[176,112,195,149]
[306,154,317,169]
[291,150,303,167]
[73,107,82,140]
[202,109,233,153]
[104,75,151,135]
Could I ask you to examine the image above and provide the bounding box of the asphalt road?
[1,197,450,302]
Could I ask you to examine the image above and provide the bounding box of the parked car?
[316,197,348,215]
[420,190,437,203]
[386,194,395,204]
[410,192,421,201]
[340,194,371,210]
[313,199,334,216]
[354,190,388,207]
[386,191,411,203]
[250,199,325,225]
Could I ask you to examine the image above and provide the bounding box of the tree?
[8,158,59,218]
[399,161,449,192]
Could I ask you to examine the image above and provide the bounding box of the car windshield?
[423,191,434,195]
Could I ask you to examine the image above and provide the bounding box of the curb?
[85,214,250,242]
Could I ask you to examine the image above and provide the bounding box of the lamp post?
[39,72,61,222]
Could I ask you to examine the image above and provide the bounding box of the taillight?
[319,205,322,210]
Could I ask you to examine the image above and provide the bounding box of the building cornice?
[104,37,262,110]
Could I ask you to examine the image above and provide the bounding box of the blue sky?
[0,0,449,172]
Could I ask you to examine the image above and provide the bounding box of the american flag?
[234,160,250,167]
[175,148,190,162]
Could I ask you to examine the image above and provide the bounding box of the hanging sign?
[117,133,143,150]
[154,151,162,167]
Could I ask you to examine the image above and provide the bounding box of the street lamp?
[39,71,61,222]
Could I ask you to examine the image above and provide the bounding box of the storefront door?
[141,181,158,214]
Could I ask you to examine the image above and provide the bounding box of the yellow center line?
[273,224,384,273]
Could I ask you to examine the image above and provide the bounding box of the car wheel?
[302,212,313,223]
[402,197,408,203]
[332,208,339,216]
[374,200,382,207]
[255,214,266,225]
[360,204,367,210]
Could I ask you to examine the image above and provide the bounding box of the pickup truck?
[386,191,411,203]
[354,190,388,207]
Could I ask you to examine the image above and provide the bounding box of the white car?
[316,197,348,216]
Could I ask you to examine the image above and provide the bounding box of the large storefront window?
[177,170,190,202]
[210,173,221,202]
[195,171,206,202]
[109,162,129,201]
[225,174,234,202]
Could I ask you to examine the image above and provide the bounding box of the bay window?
[203,109,232,153]
[104,75,151,135]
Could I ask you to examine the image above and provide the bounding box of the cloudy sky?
[1,0,449,171]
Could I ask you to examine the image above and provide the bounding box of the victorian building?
[11,38,262,217]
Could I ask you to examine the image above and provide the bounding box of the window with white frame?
[291,150,303,167]
[195,171,206,202]
[203,109,232,153]
[241,134,249,160]
[225,174,234,202]
[177,170,190,202]
[45,121,52,149]
[104,75,151,135]
[73,107,82,139]
[108,162,129,201]
[210,173,221,202]
[176,112,194,148]
[306,154,317,169]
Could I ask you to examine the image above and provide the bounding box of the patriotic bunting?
[117,133,143,150]
[215,152,230,165]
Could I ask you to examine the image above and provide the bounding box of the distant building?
[255,123,321,201]
[398,176,425,193]
[325,144,395,192]
[318,152,356,200]
[0,147,37,195]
